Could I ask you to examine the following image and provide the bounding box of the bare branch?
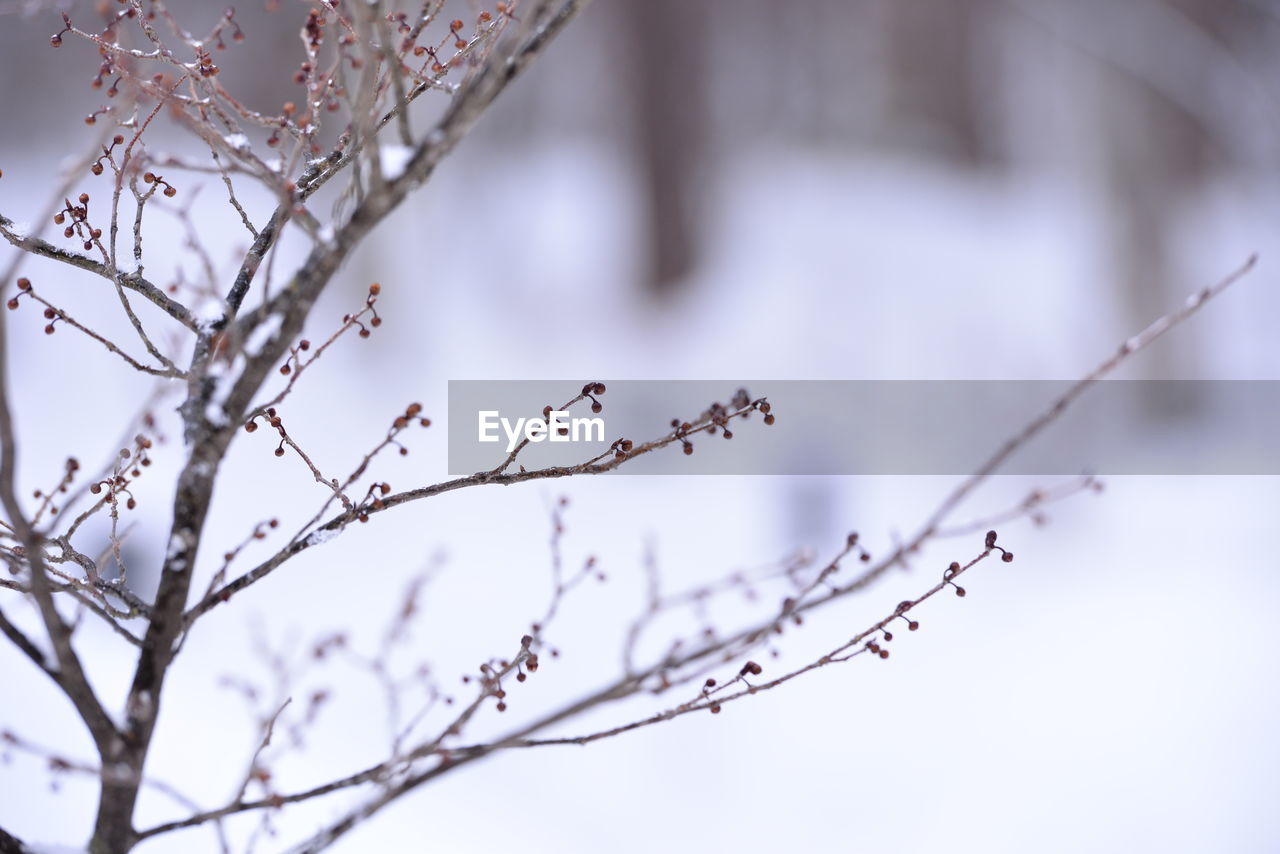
[0,215,195,330]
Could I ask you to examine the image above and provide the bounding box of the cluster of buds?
[461,635,545,714]
[700,677,721,713]
[211,8,245,51]
[447,18,469,50]
[346,283,382,338]
[7,278,68,336]
[865,638,891,659]
[142,171,177,198]
[581,381,605,413]
[393,402,431,432]
[88,437,153,511]
[514,633,540,683]
[985,529,1015,563]
[386,401,431,456]
[193,45,219,77]
[304,8,326,50]
[893,600,921,632]
[54,193,102,250]
[942,561,967,597]
[471,662,510,712]
[724,388,776,426]
[244,407,289,457]
[279,338,311,376]
[845,531,872,563]
[355,482,391,523]
[122,436,153,477]
[705,401,738,439]
[5,278,31,313]
[395,8,502,73]
[32,457,80,520]
[414,43,447,74]
[670,419,695,455]
[91,135,126,176]
[388,11,412,33]
[700,660,765,714]
[671,391,776,455]
[91,51,120,98]
[338,31,361,70]
[50,13,71,47]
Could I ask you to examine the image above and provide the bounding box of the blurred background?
[1,1,1279,852]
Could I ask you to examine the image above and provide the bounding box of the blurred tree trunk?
[621,0,709,297]
[1100,0,1221,395]
[880,0,997,165]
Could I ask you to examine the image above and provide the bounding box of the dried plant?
[0,1,1259,852]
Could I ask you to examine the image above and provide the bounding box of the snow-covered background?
[2,1,1279,852]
